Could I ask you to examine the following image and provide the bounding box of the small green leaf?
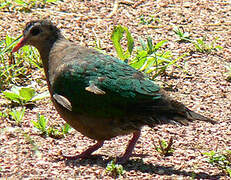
[2,86,48,105]
[147,36,153,53]
[139,37,147,50]
[140,56,155,71]
[62,123,71,135]
[111,25,125,60]
[32,114,48,134]
[215,45,223,50]
[38,115,47,131]
[15,0,27,5]
[111,25,134,61]
[106,160,124,177]
[0,2,12,9]
[45,0,58,3]
[130,50,148,69]
[226,167,231,177]
[9,107,25,124]
[154,40,168,51]
[5,34,11,46]
[2,91,22,104]
[0,111,7,118]
[47,127,63,138]
[19,87,36,102]
[124,27,134,54]
[31,120,39,129]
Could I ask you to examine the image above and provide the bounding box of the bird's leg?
[62,141,104,160]
[117,130,141,164]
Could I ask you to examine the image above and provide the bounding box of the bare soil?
[0,0,231,179]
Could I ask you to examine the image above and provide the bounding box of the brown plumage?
[12,20,216,163]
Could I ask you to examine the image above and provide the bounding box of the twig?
[108,0,119,18]
[132,0,146,8]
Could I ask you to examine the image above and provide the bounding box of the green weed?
[130,37,186,78]
[154,137,174,156]
[32,114,71,138]
[61,123,71,135]
[173,26,191,42]
[47,123,71,139]
[32,114,48,134]
[192,37,223,53]
[203,150,231,177]
[0,0,12,9]
[0,0,60,12]
[139,14,155,25]
[111,25,185,79]
[0,35,41,88]
[0,111,8,118]
[9,107,25,125]
[173,27,223,53]
[105,160,124,178]
[2,85,49,106]
[111,25,134,61]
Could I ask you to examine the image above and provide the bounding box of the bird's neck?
[38,37,63,67]
[36,35,65,91]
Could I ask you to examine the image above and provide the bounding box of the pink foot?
[117,131,141,164]
[62,141,104,160]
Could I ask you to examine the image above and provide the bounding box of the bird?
[12,20,215,163]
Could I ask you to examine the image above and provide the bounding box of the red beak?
[12,37,27,53]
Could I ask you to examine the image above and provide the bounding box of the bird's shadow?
[60,154,223,179]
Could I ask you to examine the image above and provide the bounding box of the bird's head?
[12,20,61,53]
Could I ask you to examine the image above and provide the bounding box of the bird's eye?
[30,27,41,36]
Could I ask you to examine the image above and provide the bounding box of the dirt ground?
[0,0,231,179]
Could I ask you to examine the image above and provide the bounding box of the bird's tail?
[146,90,216,126]
[167,100,216,125]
